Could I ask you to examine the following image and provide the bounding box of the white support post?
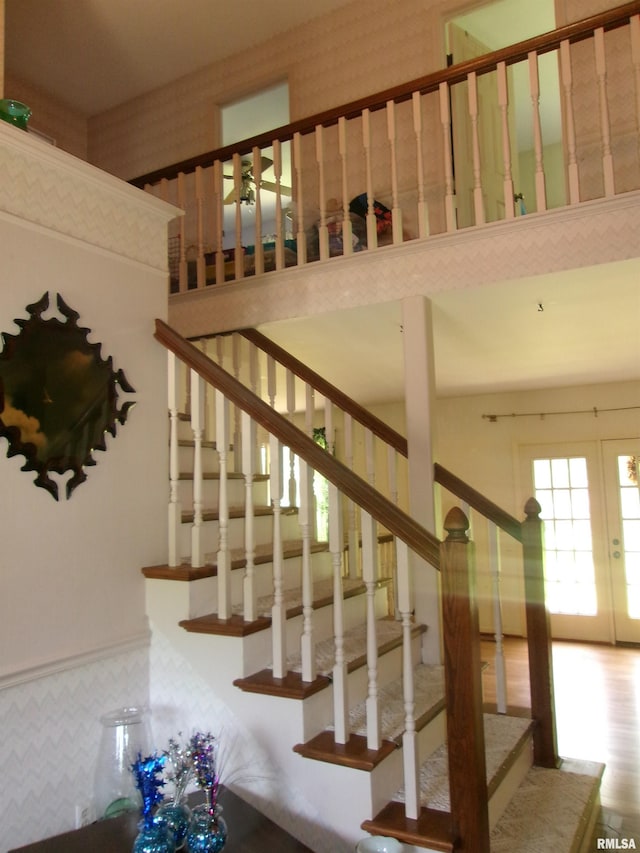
[241,411,257,622]
[252,145,264,276]
[293,132,307,266]
[177,172,187,292]
[167,352,182,567]
[215,390,231,620]
[560,40,580,205]
[316,124,329,261]
[362,510,381,751]
[362,109,378,249]
[439,82,457,232]
[497,62,515,219]
[213,160,225,285]
[338,117,353,256]
[594,28,615,197]
[273,139,285,270]
[528,51,548,212]
[467,72,486,226]
[329,482,349,743]
[190,370,205,568]
[195,165,206,288]
[412,90,430,238]
[232,152,244,280]
[386,99,404,245]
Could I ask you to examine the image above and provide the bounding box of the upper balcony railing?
[132,3,640,295]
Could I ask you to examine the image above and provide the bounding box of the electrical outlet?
[74,801,94,829]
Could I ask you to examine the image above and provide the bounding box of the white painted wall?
[0,123,178,850]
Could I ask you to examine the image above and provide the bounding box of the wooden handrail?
[434,463,523,543]
[131,2,640,188]
[239,328,409,456]
[155,319,441,567]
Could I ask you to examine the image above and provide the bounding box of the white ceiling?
[5,0,638,403]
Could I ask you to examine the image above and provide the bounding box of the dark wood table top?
[9,788,314,852]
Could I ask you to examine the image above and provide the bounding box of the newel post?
[441,507,490,853]
[521,497,559,768]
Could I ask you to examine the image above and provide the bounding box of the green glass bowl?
[0,99,32,130]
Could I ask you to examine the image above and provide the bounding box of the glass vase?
[133,821,176,853]
[154,798,192,850]
[185,803,227,853]
[94,705,152,820]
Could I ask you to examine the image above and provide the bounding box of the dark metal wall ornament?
[0,292,136,500]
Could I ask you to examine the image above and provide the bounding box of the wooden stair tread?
[181,504,298,524]
[361,802,454,852]
[293,731,397,771]
[141,539,330,581]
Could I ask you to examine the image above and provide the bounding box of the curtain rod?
[482,405,640,422]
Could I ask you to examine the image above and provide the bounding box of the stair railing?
[190,327,558,769]
[156,318,497,848]
[134,3,640,292]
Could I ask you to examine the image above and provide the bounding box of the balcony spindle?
[190,370,205,568]
[299,461,317,682]
[338,117,353,256]
[273,139,285,269]
[594,28,616,196]
[412,91,430,238]
[270,433,287,677]
[316,124,329,260]
[362,510,381,750]
[439,82,457,231]
[242,410,257,621]
[215,390,231,619]
[528,51,548,212]
[286,369,297,506]
[560,41,580,205]
[386,100,404,244]
[177,172,188,291]
[213,159,225,285]
[362,109,378,249]
[329,482,349,743]
[468,72,486,225]
[344,412,359,578]
[231,152,244,280]
[488,521,507,713]
[168,352,182,567]
[497,62,515,219]
[195,165,206,288]
[293,132,307,265]
[396,539,419,819]
[252,145,265,276]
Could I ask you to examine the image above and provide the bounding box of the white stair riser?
[488,736,533,830]
[178,510,301,557]
[177,476,269,510]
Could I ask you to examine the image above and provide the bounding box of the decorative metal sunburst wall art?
[0,292,135,500]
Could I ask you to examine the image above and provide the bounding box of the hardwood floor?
[481,636,640,843]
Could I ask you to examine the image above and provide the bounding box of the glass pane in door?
[616,454,640,619]
[533,456,597,616]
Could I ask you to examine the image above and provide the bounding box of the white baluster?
[361,510,381,751]
[316,124,329,261]
[242,411,257,622]
[344,412,359,578]
[338,117,353,256]
[362,109,378,249]
[299,461,316,682]
[232,335,242,472]
[168,352,182,567]
[467,72,486,225]
[270,433,286,678]
[364,428,375,489]
[387,445,398,506]
[560,41,580,205]
[286,370,297,506]
[195,165,206,288]
[329,482,349,743]
[305,384,317,542]
[412,91,430,238]
[488,522,507,713]
[213,160,225,285]
[528,51,548,212]
[293,131,307,265]
[497,62,515,219]
[190,370,204,568]
[594,28,615,197]
[215,390,231,619]
[396,540,419,820]
[267,353,277,410]
[252,145,264,276]
[439,82,457,231]
[177,172,188,291]
[273,139,285,270]
[387,100,404,244]
[232,152,244,280]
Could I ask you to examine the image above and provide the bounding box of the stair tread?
[392,713,534,811]
[490,759,604,853]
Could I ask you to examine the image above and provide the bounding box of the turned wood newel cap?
[443,506,470,541]
[524,497,542,519]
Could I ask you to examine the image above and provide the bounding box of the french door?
[521,440,640,644]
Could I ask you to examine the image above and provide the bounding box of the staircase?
[141,321,604,853]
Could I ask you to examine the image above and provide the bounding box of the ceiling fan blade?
[260,180,292,196]
[259,155,273,173]
[223,187,236,204]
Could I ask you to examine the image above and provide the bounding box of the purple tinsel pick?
[131,752,166,827]
[189,732,219,814]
